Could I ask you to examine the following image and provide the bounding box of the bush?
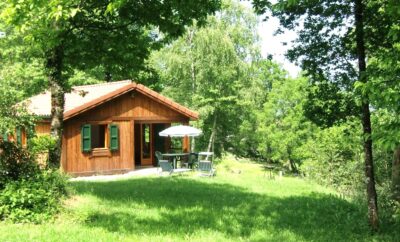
[28,135,56,155]
[0,141,39,189]
[0,140,69,223]
[300,122,364,197]
[375,181,400,223]
[27,135,57,167]
[394,201,400,224]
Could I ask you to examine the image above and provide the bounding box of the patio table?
[162,153,190,169]
[263,165,276,179]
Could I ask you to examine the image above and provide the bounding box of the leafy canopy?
[1,0,222,82]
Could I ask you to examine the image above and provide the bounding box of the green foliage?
[0,0,222,82]
[395,201,400,224]
[0,170,68,223]
[300,122,364,196]
[28,135,57,155]
[253,0,400,229]
[304,81,358,128]
[298,117,399,222]
[0,141,37,189]
[257,76,315,171]
[0,20,48,98]
[253,0,361,127]
[0,34,39,139]
[0,83,37,137]
[2,0,223,167]
[0,141,69,223]
[252,0,400,157]
[151,0,263,155]
[232,59,288,158]
[375,180,400,221]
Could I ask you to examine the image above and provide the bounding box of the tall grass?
[0,156,398,241]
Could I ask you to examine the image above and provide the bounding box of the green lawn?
[0,157,398,241]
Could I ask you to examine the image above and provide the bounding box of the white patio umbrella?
[159,125,201,167]
[159,125,202,137]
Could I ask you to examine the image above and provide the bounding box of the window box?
[90,148,111,157]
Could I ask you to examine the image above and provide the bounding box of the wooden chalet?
[22,80,198,176]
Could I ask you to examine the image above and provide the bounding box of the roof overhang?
[63,82,199,121]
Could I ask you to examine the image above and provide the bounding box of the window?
[91,124,107,149]
[81,123,119,153]
[142,124,151,158]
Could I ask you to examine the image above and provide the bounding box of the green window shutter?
[16,128,22,145]
[2,131,8,141]
[109,124,119,151]
[81,124,92,152]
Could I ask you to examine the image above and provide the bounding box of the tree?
[150,0,261,155]
[257,76,314,172]
[251,0,395,230]
[0,22,47,99]
[234,59,288,158]
[1,0,221,166]
[365,1,400,202]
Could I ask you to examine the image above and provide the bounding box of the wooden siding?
[183,136,190,153]
[63,120,134,175]
[77,91,189,122]
[61,90,190,175]
[35,122,51,136]
[20,128,27,147]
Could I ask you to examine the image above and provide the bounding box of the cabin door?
[134,123,168,167]
[140,123,153,166]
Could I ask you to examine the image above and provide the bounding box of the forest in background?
[0,0,399,231]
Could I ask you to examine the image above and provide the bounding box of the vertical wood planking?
[35,122,51,136]
[43,90,191,175]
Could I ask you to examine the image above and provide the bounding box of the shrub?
[0,141,39,189]
[27,135,57,167]
[375,181,400,223]
[394,201,400,224]
[28,135,57,155]
[0,140,69,223]
[300,122,364,196]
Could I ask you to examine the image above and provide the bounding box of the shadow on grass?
[72,177,377,241]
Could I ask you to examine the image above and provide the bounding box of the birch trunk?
[207,114,217,157]
[188,29,196,94]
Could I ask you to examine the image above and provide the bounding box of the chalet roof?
[24,80,198,121]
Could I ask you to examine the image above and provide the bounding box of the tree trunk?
[287,148,299,173]
[289,159,298,173]
[105,71,112,82]
[188,29,196,94]
[46,44,65,168]
[393,146,400,202]
[355,0,379,231]
[207,114,217,155]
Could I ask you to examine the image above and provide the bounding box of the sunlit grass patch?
[0,155,398,241]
